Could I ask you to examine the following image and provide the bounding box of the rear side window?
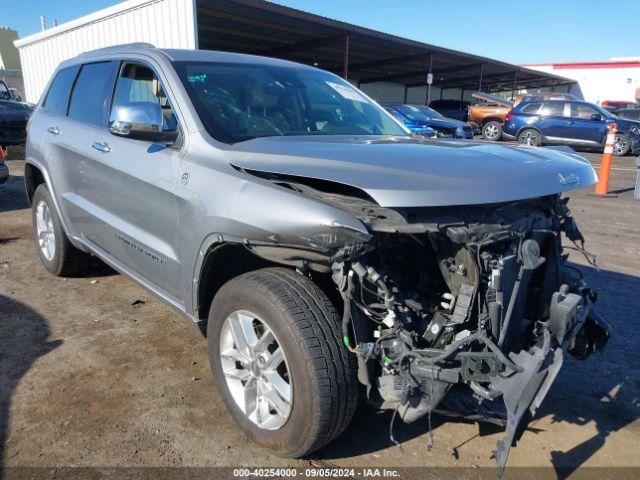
[68,62,117,126]
[43,66,78,115]
[519,102,542,114]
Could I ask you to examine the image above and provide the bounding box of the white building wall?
[15,0,197,103]
[523,62,640,104]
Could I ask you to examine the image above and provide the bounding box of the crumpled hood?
[227,136,597,207]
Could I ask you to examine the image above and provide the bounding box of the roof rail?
[77,42,155,58]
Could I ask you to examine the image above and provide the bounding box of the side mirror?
[109,102,178,144]
[590,113,602,121]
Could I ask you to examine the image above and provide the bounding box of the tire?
[31,184,90,276]
[517,128,542,147]
[207,267,358,458]
[482,121,503,141]
[612,133,631,156]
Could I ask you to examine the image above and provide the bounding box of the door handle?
[91,141,111,153]
[47,126,60,135]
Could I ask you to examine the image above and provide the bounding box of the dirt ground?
[1,146,639,479]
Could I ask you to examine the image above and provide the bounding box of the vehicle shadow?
[0,294,61,472]
[0,168,29,213]
[313,263,639,475]
[541,264,640,478]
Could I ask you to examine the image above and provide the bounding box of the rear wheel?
[31,184,90,276]
[612,133,630,156]
[517,128,542,147]
[482,121,503,141]
[207,267,358,457]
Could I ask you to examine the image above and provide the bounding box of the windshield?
[414,105,444,119]
[393,105,438,122]
[173,61,407,143]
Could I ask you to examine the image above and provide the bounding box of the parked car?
[428,99,471,121]
[615,107,640,121]
[601,100,639,113]
[384,104,473,138]
[384,106,436,137]
[0,80,12,100]
[469,92,577,142]
[0,99,34,147]
[8,87,23,102]
[26,44,610,473]
[503,99,640,155]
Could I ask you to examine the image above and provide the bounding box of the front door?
[566,103,607,145]
[73,60,183,302]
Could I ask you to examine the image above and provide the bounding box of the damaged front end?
[326,194,612,473]
[237,167,611,472]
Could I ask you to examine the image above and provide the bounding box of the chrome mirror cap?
[109,102,177,144]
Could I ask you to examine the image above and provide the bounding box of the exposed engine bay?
[241,170,612,472]
[330,195,610,472]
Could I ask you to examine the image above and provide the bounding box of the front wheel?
[207,267,358,457]
[482,121,503,141]
[517,128,542,147]
[612,133,631,156]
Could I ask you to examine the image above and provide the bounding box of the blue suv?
[503,100,640,156]
[384,104,474,139]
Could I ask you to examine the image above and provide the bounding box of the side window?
[519,102,542,114]
[571,104,598,119]
[111,62,178,132]
[68,62,117,126]
[538,102,565,117]
[42,66,78,115]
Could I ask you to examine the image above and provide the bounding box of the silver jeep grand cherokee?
[25,44,611,471]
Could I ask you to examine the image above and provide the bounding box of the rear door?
[533,101,569,141]
[38,62,116,239]
[75,60,182,301]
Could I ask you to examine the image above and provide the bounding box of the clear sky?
[7,0,640,64]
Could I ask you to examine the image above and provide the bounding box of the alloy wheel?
[219,310,292,430]
[484,124,499,140]
[519,130,540,147]
[613,135,628,155]
[36,200,56,261]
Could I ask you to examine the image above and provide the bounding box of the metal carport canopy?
[195,0,572,94]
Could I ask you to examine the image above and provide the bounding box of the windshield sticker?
[187,74,207,83]
[326,81,367,103]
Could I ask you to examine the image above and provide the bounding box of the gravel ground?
[1,145,639,479]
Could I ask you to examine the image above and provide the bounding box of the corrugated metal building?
[15,0,570,104]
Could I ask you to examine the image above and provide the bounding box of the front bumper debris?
[491,288,611,474]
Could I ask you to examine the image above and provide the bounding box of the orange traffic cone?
[592,123,618,197]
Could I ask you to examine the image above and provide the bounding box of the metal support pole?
[551,80,556,92]
[426,53,433,106]
[343,35,350,80]
[460,89,464,101]
[478,63,484,92]
[404,85,408,104]
[511,71,518,100]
